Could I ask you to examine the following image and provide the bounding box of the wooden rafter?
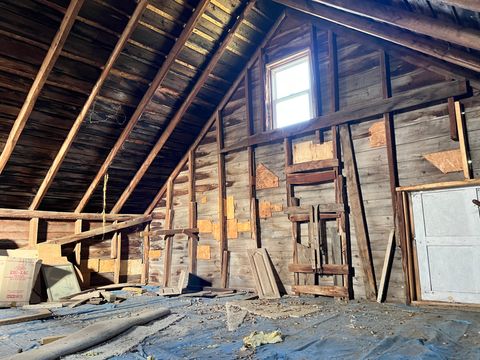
[110,1,258,214]
[144,11,287,215]
[29,0,149,211]
[274,0,480,73]
[0,0,84,174]
[74,0,211,213]
[436,0,480,12]
[311,0,480,51]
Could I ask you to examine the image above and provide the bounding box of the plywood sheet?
[424,149,463,174]
[293,140,333,164]
[148,250,161,259]
[259,201,272,219]
[226,196,235,220]
[227,219,238,239]
[369,121,386,148]
[256,163,279,190]
[197,245,211,260]
[198,219,213,233]
[238,221,251,233]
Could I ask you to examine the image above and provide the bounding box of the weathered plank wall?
[149,15,480,302]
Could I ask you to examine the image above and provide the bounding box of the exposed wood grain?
[28,217,39,248]
[0,209,140,221]
[292,285,348,297]
[0,0,84,174]
[455,101,472,179]
[163,178,174,287]
[377,229,395,303]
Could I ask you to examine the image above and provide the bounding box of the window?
[267,50,314,129]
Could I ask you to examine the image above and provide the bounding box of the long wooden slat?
[144,11,287,215]
[292,285,348,298]
[311,0,480,51]
[397,179,480,192]
[288,263,349,275]
[377,229,396,303]
[455,101,472,179]
[0,208,140,221]
[74,0,211,213]
[339,124,377,300]
[286,170,336,185]
[221,80,468,153]
[47,215,152,245]
[0,0,84,174]
[162,178,174,287]
[434,0,480,13]
[29,0,148,210]
[111,1,257,214]
[274,0,480,72]
[28,218,39,248]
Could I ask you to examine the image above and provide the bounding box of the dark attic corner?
[1,0,480,358]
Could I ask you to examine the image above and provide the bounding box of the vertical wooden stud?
[455,101,472,179]
[141,223,150,284]
[188,150,198,274]
[328,30,339,113]
[447,97,459,141]
[113,231,122,284]
[74,219,83,266]
[163,178,174,287]
[28,218,39,248]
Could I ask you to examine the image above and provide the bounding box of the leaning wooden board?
[247,248,280,299]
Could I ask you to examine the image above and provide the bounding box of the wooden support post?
[188,150,198,274]
[339,124,377,300]
[110,222,118,260]
[141,223,150,284]
[455,101,472,179]
[447,97,459,141]
[0,0,84,174]
[113,231,122,284]
[217,111,228,288]
[377,229,395,303]
[163,178,174,287]
[396,192,411,303]
[245,70,260,247]
[74,219,83,266]
[259,49,267,131]
[328,30,339,113]
[28,218,39,248]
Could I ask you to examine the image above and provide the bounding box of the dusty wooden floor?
[1,289,480,359]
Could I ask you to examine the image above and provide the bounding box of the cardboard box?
[0,256,41,307]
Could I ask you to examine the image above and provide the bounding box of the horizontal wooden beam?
[285,159,339,174]
[0,208,141,221]
[0,0,84,174]
[287,170,336,185]
[274,0,480,73]
[29,0,148,211]
[292,285,348,297]
[222,80,468,153]
[48,215,152,245]
[396,179,480,192]
[74,0,211,213]
[311,0,480,51]
[110,1,257,214]
[288,263,349,275]
[144,11,288,215]
[142,228,199,237]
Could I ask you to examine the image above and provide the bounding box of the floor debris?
[242,330,283,349]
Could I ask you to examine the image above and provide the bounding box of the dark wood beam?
[436,0,480,12]
[144,11,287,215]
[47,215,152,246]
[29,0,148,211]
[74,0,211,213]
[111,1,258,214]
[310,0,480,51]
[221,80,468,153]
[0,0,84,174]
[0,208,140,221]
[274,0,480,73]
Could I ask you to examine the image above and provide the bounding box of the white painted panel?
[412,186,480,304]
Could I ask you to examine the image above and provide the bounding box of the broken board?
[247,249,280,299]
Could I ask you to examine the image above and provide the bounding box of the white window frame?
[266,49,315,129]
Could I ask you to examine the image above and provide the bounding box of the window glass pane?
[275,93,311,128]
[273,58,310,99]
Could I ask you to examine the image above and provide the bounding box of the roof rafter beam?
[273,0,480,73]
[111,1,258,214]
[144,11,287,215]
[435,0,480,12]
[74,0,212,213]
[28,0,149,211]
[309,0,480,51]
[0,0,84,174]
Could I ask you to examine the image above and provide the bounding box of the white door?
[412,186,480,304]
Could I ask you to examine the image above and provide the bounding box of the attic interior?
[1,0,480,358]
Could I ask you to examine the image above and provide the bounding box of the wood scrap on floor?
[157,268,188,296]
[5,307,171,360]
[0,308,52,326]
[247,249,281,299]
